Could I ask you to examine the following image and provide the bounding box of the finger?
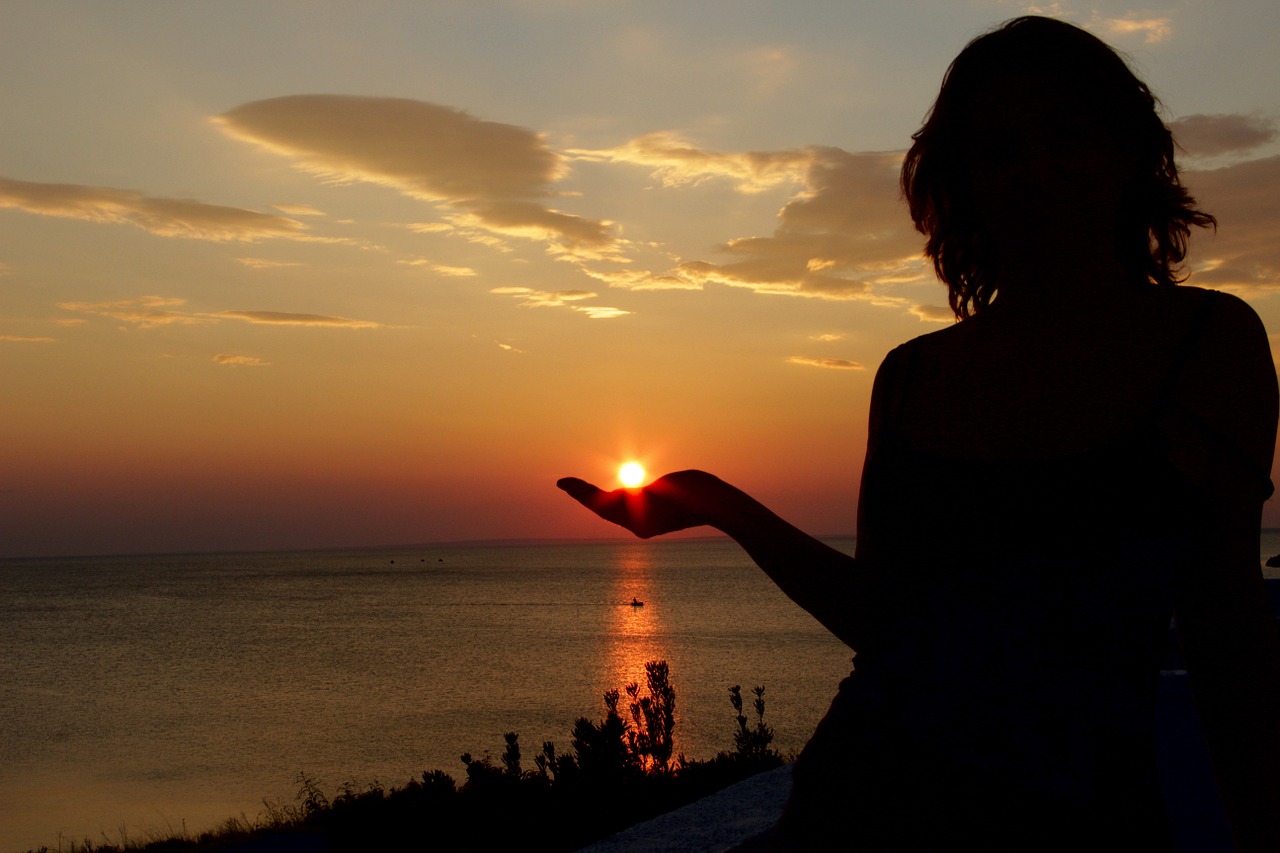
[557,477,627,520]
[556,477,604,505]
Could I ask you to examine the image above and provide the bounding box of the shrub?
[26,661,787,853]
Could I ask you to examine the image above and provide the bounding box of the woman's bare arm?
[1171,291,1280,850]
[556,348,908,651]
[557,471,865,649]
[1177,498,1280,851]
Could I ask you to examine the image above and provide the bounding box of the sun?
[618,462,646,488]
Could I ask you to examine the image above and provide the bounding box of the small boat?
[630,597,645,607]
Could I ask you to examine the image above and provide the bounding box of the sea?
[0,537,857,853]
[8,532,1280,853]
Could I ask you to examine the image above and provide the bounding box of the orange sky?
[3,2,1280,556]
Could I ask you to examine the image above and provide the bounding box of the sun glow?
[618,462,646,488]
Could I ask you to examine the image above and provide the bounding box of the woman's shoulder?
[887,285,1268,357]
[870,285,1276,463]
[1156,281,1246,312]
[1159,286,1278,495]
[1164,285,1272,381]
[878,315,968,365]
[1138,283,1264,335]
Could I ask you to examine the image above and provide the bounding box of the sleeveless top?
[773,291,1264,850]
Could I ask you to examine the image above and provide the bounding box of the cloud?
[606,146,924,301]
[1183,155,1280,290]
[0,177,314,242]
[1170,114,1277,159]
[271,203,326,216]
[1025,3,1068,16]
[447,202,618,261]
[490,286,629,318]
[571,121,1274,309]
[215,95,621,258]
[490,286,595,307]
[60,296,384,329]
[809,333,845,341]
[1092,15,1171,44]
[496,341,523,353]
[910,304,954,323]
[214,310,383,328]
[213,353,270,366]
[573,305,631,319]
[571,132,812,193]
[399,259,477,277]
[59,296,214,328]
[1,334,55,343]
[580,267,702,291]
[217,96,560,200]
[430,265,476,277]
[787,356,863,370]
[744,46,798,97]
[238,257,302,269]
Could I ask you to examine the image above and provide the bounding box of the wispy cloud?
[238,257,302,269]
[579,267,703,292]
[430,265,476,278]
[910,304,954,323]
[490,286,596,308]
[573,305,631,319]
[1,334,56,343]
[214,310,384,328]
[1184,155,1280,290]
[215,96,622,260]
[787,356,863,370]
[744,46,798,97]
[1171,114,1277,159]
[809,333,845,341]
[271,203,326,216]
[59,296,214,328]
[1092,14,1172,44]
[571,132,812,193]
[0,177,315,242]
[59,296,384,329]
[1030,5,1173,44]
[490,286,629,318]
[1024,3,1068,17]
[399,258,477,277]
[213,353,270,366]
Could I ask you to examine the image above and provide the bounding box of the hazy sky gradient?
[3,1,1279,557]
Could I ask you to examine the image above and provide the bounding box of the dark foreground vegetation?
[29,662,785,853]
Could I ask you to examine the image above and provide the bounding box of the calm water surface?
[1,538,853,852]
[8,533,1279,852]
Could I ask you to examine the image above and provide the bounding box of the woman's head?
[901,16,1214,318]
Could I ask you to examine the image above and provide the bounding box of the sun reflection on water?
[604,542,668,693]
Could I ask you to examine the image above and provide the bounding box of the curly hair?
[901,16,1215,319]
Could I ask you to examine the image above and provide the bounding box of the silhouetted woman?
[559,17,1280,850]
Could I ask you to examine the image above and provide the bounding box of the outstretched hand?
[556,470,724,539]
